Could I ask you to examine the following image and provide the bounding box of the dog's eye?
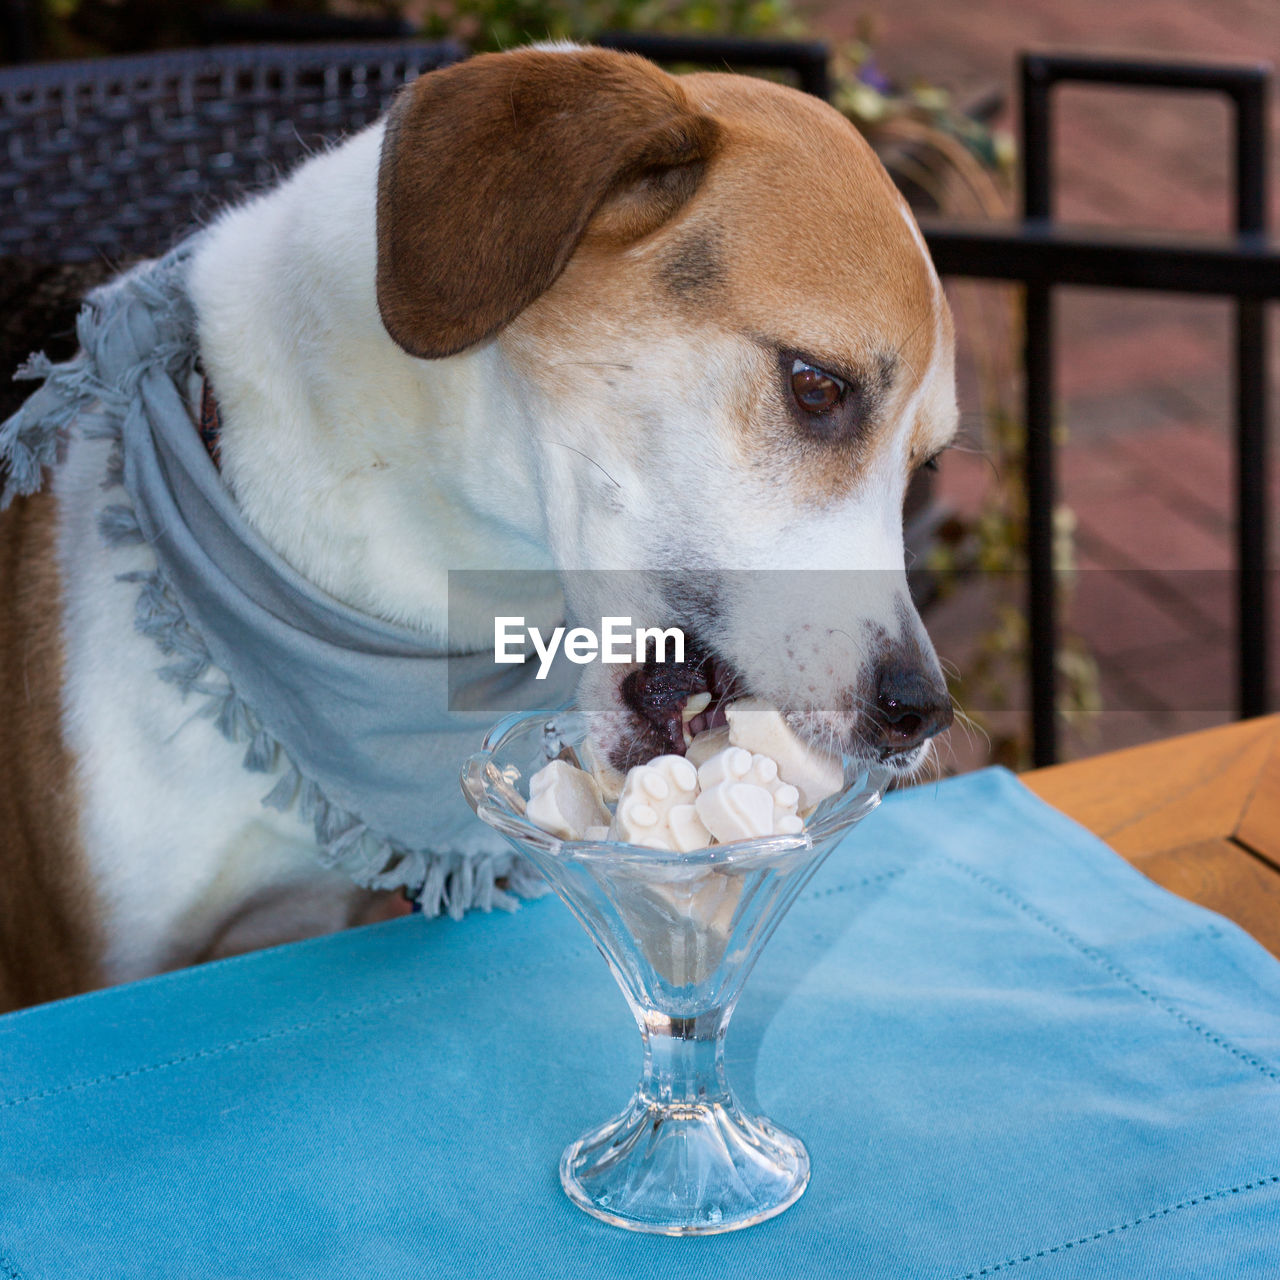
[789,358,847,414]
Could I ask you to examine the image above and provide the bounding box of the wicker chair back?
[0,41,466,264]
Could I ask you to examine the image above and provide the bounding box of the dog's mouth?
[615,635,743,768]
[601,630,942,782]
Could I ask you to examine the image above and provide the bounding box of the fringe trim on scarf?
[0,256,546,919]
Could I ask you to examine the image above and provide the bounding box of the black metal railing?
[597,31,830,100]
[925,52,1275,765]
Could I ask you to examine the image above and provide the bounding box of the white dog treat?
[579,735,626,803]
[525,760,611,841]
[725,698,844,813]
[667,803,713,852]
[696,744,752,790]
[695,745,802,832]
[609,754,701,850]
[615,864,742,986]
[695,780,776,843]
[746,756,802,825]
[525,712,828,850]
[686,725,730,769]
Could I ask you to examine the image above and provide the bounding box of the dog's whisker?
[888,309,932,376]
[927,739,947,785]
[945,420,1003,478]
[551,361,635,370]
[947,715,976,754]
[950,703,990,754]
[535,438,623,489]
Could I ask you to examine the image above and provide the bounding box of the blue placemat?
[2,767,1279,1279]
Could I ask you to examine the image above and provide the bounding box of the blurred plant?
[829,21,1016,175]
[19,0,803,59]
[412,0,804,51]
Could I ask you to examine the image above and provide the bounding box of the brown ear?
[375,48,719,359]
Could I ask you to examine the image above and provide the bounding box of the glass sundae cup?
[461,705,886,1235]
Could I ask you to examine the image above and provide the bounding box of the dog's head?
[376,47,957,778]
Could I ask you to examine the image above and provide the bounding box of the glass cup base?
[559,1091,810,1235]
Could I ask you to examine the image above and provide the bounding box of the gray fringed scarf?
[0,240,573,918]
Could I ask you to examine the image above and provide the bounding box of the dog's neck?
[187,124,556,642]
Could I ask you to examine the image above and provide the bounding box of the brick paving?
[810,0,1280,768]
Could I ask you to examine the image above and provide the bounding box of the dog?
[0,44,956,1013]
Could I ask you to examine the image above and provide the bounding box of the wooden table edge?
[1021,715,1280,957]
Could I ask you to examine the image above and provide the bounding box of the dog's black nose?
[872,664,953,759]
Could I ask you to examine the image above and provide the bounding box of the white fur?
[55,430,382,984]
[188,126,558,644]
[49,67,956,986]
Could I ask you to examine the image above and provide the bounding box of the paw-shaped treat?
[609,754,711,851]
[694,746,804,840]
[695,744,753,790]
[740,755,803,830]
[525,760,611,841]
[695,779,775,843]
[725,698,843,813]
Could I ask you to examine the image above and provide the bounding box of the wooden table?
[1024,714,1280,957]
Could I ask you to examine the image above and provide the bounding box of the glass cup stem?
[638,1007,730,1108]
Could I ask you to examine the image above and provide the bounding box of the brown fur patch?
[376,48,719,359]
[0,488,99,1012]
